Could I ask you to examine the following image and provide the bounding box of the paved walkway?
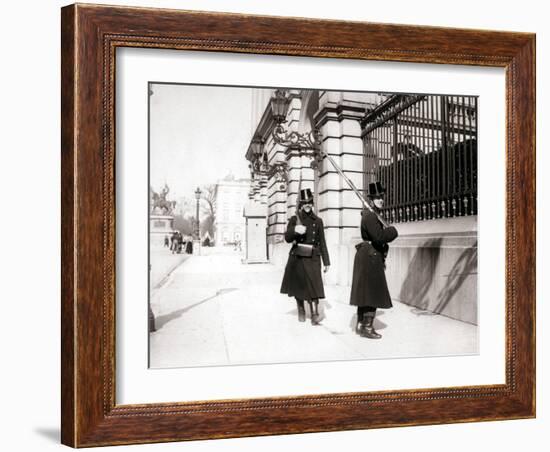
[149,249,478,369]
[150,248,190,289]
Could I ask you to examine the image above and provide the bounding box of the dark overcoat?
[185,240,193,254]
[350,210,398,309]
[280,211,330,301]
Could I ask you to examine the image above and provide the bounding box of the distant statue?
[160,183,169,200]
[151,183,176,215]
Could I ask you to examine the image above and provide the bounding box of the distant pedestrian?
[186,239,193,254]
[350,182,398,339]
[175,232,183,253]
[280,188,330,325]
[164,235,169,248]
[170,231,178,254]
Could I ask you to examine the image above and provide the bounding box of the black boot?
[360,313,381,339]
[309,300,321,325]
[355,310,364,335]
[296,299,306,322]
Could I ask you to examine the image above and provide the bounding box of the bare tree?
[173,214,194,236]
[200,184,217,222]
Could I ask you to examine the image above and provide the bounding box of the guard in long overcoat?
[280,189,330,325]
[350,182,398,339]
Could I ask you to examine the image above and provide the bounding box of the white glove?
[295,225,307,235]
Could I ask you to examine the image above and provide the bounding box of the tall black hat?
[367,181,386,198]
[299,188,314,204]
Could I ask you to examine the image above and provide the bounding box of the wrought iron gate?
[362,94,478,223]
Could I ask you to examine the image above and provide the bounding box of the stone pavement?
[149,248,478,369]
[150,247,190,289]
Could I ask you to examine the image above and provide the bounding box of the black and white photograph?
[2,0,544,450]
[148,84,479,368]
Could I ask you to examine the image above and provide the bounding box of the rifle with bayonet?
[313,146,390,228]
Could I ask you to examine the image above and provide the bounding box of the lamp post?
[194,186,202,239]
[270,89,322,152]
[248,135,290,191]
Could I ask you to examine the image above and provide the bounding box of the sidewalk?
[149,250,478,369]
[150,248,190,289]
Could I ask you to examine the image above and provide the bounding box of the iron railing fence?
[362,94,478,223]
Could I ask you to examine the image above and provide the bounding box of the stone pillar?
[315,91,368,285]
[258,175,268,205]
[252,175,262,203]
[267,93,313,266]
[283,94,316,215]
[266,138,288,246]
[149,214,175,248]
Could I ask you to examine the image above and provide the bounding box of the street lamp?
[194,186,202,239]
[269,89,322,152]
[270,89,290,124]
[250,137,266,167]
[248,90,319,185]
[248,136,289,190]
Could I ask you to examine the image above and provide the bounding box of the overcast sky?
[149,83,265,201]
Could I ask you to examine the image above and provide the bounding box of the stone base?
[242,258,270,264]
[385,217,478,325]
[150,214,175,248]
[355,216,478,325]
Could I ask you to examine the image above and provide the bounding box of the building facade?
[213,174,250,245]
[245,89,478,324]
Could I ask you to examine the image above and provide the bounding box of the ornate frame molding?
[61,4,535,447]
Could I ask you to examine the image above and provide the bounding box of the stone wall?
[348,216,478,325]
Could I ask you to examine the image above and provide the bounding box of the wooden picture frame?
[61,3,535,447]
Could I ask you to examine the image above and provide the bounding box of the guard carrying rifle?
[350,182,398,339]
[280,188,330,325]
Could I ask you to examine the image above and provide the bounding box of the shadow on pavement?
[154,288,238,331]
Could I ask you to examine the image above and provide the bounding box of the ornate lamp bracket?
[272,124,324,170]
[249,136,290,189]
[266,161,289,188]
